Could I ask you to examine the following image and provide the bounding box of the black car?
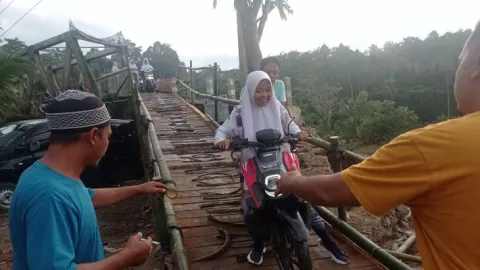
[0,118,144,211]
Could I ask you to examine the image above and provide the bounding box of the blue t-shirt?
[9,162,104,269]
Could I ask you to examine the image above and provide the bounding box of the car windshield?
[0,123,26,149]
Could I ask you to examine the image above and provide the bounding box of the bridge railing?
[174,72,416,269]
[130,72,189,270]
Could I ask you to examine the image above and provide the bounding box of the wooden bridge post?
[213,62,219,122]
[284,76,293,106]
[62,37,73,90]
[69,36,100,96]
[30,51,55,95]
[189,60,194,103]
[227,78,236,112]
[205,76,214,119]
[171,77,178,94]
[327,136,348,222]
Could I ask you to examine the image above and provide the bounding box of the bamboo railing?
[129,70,189,270]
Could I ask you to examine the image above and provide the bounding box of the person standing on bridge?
[240,57,288,106]
[214,71,350,266]
[9,90,169,270]
[261,56,287,106]
[275,21,480,270]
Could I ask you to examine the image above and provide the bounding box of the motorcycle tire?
[271,225,294,270]
[293,241,312,270]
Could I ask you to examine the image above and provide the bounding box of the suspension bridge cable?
[0,0,17,16]
[0,0,43,38]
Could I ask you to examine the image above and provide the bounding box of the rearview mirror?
[28,141,40,152]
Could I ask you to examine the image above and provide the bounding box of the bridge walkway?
[141,92,385,270]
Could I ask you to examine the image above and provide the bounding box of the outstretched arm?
[90,181,167,209]
[277,133,434,216]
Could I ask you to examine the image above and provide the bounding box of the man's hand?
[217,139,231,150]
[121,232,153,266]
[275,164,303,197]
[138,181,167,195]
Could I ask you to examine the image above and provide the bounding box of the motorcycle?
[216,119,313,270]
[139,70,155,92]
[145,71,155,92]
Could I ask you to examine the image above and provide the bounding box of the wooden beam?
[51,47,118,71]
[48,68,60,90]
[71,31,125,49]
[62,36,72,90]
[69,36,100,96]
[18,31,69,56]
[96,67,128,82]
[31,51,55,94]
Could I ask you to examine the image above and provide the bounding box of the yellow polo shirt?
[342,112,480,269]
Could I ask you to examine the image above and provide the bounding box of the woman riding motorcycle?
[214,71,350,265]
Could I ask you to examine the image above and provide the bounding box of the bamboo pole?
[178,79,239,105]
[137,93,189,270]
[396,234,417,253]
[387,250,422,263]
[327,136,348,221]
[313,206,412,270]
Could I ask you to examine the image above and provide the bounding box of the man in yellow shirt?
[276,21,480,270]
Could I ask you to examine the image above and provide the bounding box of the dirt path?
[0,181,167,270]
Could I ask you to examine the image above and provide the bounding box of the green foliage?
[142,42,180,79]
[0,48,36,123]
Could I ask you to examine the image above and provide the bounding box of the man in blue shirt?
[9,90,169,270]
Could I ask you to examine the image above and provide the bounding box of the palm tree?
[0,50,36,124]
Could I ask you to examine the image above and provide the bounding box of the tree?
[142,42,180,78]
[214,0,293,82]
[0,49,36,123]
[0,38,27,54]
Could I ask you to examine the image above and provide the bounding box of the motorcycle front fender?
[276,208,309,242]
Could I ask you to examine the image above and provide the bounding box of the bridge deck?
[141,92,384,270]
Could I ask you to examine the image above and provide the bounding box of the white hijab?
[129,59,138,70]
[241,71,284,142]
[111,61,119,72]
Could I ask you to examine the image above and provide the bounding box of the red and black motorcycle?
[218,121,312,270]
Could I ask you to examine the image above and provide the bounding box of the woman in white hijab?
[213,71,350,266]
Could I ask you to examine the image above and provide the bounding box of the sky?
[1,0,480,69]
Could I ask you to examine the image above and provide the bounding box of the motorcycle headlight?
[264,174,280,190]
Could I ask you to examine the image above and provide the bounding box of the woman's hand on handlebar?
[217,140,231,150]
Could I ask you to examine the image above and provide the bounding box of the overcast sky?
[1,0,479,69]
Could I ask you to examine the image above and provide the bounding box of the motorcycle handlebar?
[212,136,300,151]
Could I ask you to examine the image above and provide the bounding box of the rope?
[1,0,44,38]
[184,154,225,163]
[192,172,236,186]
[0,0,16,16]
[192,229,231,262]
[184,165,234,175]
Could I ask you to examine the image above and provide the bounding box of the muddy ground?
[0,186,167,270]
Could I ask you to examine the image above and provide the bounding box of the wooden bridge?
[136,90,409,270]
[12,24,417,270]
